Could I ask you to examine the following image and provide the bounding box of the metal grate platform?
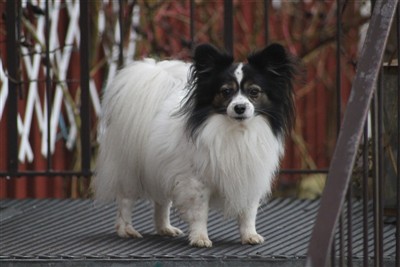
[0,198,397,266]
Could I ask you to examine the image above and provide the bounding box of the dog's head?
[181,43,297,138]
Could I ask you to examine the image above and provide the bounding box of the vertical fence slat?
[45,0,52,172]
[396,2,400,266]
[223,0,233,54]
[190,0,195,45]
[377,69,384,267]
[346,189,353,267]
[336,0,342,136]
[264,0,269,45]
[306,0,398,265]
[6,0,19,177]
[372,72,384,267]
[344,4,354,261]
[362,121,369,267]
[339,214,345,266]
[336,1,344,264]
[118,0,124,68]
[79,1,91,177]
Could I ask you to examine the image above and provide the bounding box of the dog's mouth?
[233,116,251,121]
[220,108,253,121]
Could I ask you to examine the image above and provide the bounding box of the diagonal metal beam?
[306,0,399,266]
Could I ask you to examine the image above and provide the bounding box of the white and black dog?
[93,43,297,247]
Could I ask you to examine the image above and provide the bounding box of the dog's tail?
[92,59,190,202]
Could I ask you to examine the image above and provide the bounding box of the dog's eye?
[221,88,234,98]
[248,87,261,98]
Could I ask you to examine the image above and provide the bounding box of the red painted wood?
[0,1,357,198]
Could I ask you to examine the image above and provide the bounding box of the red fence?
[0,0,365,198]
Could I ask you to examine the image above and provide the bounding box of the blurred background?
[0,0,376,198]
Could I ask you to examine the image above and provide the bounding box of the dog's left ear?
[247,43,294,76]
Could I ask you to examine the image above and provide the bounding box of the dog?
[93,43,297,247]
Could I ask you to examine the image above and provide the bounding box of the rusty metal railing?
[306,0,399,266]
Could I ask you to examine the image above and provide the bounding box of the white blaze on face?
[234,63,244,85]
[226,63,255,120]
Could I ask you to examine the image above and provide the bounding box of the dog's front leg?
[154,201,183,237]
[173,178,212,248]
[238,203,264,245]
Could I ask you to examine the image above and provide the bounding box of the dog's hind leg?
[116,198,142,238]
[154,201,183,237]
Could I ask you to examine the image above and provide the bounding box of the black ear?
[193,44,233,74]
[247,43,291,74]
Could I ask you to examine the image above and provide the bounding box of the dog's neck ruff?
[193,114,284,215]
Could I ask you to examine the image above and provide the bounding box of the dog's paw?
[116,224,143,238]
[157,225,183,237]
[241,233,264,245]
[189,234,212,248]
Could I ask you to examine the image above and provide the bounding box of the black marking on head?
[178,43,298,139]
[246,43,298,136]
[178,44,235,138]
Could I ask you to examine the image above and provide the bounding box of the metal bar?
[338,1,345,263]
[45,0,52,171]
[336,0,342,137]
[371,88,380,267]
[306,0,398,266]
[362,121,369,267]
[0,171,93,177]
[377,69,384,267]
[6,0,19,177]
[223,0,233,54]
[396,2,400,266]
[279,169,329,174]
[346,188,353,267]
[190,0,195,45]
[264,0,269,45]
[118,0,124,67]
[79,1,91,177]
[0,169,328,178]
[339,214,345,267]
[0,168,329,177]
[338,0,354,263]
[371,71,384,267]
[16,0,22,99]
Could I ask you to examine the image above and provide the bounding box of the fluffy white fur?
[93,59,284,247]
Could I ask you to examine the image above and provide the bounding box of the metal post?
[223,0,233,54]
[377,69,384,267]
[45,0,52,171]
[264,0,269,45]
[362,121,369,266]
[336,0,342,138]
[336,2,347,264]
[190,0,195,45]
[118,0,124,68]
[79,1,91,177]
[6,0,19,177]
[396,2,400,266]
[371,71,384,267]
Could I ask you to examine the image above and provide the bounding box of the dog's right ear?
[193,44,233,74]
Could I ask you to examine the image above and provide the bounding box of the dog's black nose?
[234,104,246,114]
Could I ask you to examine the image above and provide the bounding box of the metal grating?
[0,198,396,266]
